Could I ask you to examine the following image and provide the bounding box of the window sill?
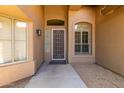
[0,60,33,67]
[73,54,93,58]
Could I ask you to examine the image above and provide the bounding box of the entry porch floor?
[25,64,87,88]
[3,62,124,88]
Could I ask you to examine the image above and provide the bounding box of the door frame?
[51,28,66,60]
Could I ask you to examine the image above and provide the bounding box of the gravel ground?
[71,62,124,88]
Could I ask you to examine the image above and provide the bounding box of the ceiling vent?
[100,5,121,16]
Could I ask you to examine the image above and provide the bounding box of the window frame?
[0,16,12,64]
[74,22,92,55]
[13,19,28,62]
[0,14,28,65]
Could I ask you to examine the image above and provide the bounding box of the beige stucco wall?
[0,5,31,21]
[96,6,124,76]
[0,5,44,86]
[18,5,44,70]
[0,61,34,86]
[44,5,68,27]
[44,6,68,62]
[68,6,95,63]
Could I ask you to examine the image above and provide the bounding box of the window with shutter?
[14,20,27,61]
[74,22,92,55]
[0,16,12,64]
[0,16,28,64]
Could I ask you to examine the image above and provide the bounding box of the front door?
[52,29,66,60]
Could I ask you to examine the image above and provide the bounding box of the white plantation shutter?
[75,22,92,55]
[0,16,27,64]
[14,20,27,61]
[0,16,12,64]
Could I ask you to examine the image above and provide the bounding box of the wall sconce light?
[36,29,42,36]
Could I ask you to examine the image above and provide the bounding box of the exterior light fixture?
[36,29,42,36]
[16,21,27,28]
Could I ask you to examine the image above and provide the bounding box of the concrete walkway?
[25,64,87,88]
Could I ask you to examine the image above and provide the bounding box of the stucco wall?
[0,61,34,87]
[18,5,44,70]
[44,5,68,27]
[44,6,67,62]
[0,5,44,86]
[96,6,124,76]
[68,6,95,63]
[0,5,31,21]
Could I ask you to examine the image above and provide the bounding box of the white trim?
[0,60,33,67]
[12,18,14,63]
[51,28,66,60]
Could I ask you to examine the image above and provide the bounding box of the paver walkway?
[25,64,87,88]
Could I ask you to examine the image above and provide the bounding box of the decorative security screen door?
[52,29,65,60]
